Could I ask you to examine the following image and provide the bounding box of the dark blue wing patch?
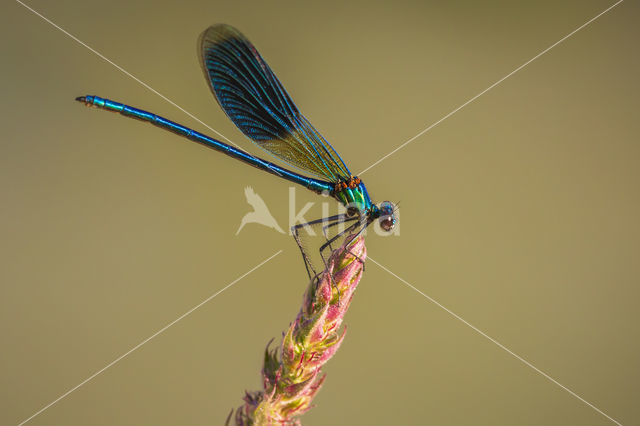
[199,24,351,182]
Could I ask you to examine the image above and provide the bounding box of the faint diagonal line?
[15,0,240,148]
[17,250,283,426]
[358,0,623,176]
[368,256,622,426]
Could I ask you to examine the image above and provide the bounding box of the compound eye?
[380,216,395,232]
[379,201,395,216]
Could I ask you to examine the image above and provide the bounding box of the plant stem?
[229,237,366,425]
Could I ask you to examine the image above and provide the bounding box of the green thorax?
[333,182,374,214]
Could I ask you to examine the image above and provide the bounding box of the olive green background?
[1,0,638,425]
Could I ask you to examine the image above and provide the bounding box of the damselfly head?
[377,201,397,232]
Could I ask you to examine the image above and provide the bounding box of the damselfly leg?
[291,213,357,281]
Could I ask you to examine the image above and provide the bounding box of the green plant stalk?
[229,236,366,425]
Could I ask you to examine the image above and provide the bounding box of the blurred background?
[1,0,638,424]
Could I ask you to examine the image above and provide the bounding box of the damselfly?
[77,24,397,278]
